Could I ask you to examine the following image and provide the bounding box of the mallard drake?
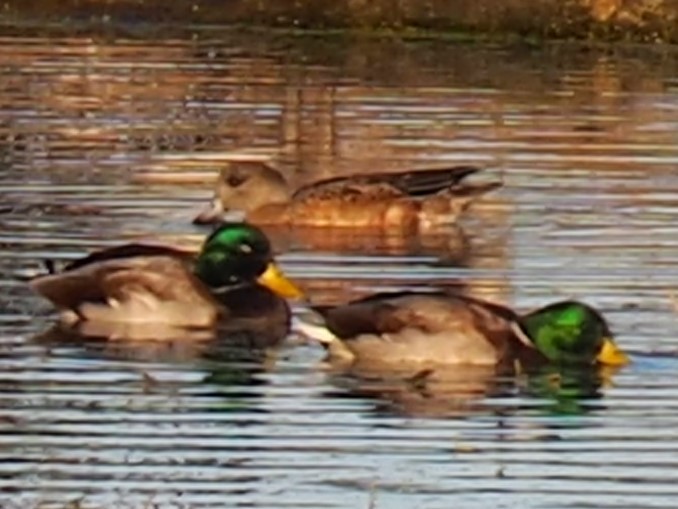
[296,292,629,371]
[193,161,500,230]
[29,223,303,341]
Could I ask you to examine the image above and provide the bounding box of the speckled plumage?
[30,223,302,343]
[297,292,628,372]
[193,161,500,230]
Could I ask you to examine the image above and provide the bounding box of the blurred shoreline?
[1,0,677,44]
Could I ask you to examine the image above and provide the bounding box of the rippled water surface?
[1,28,678,509]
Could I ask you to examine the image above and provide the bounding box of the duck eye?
[225,172,247,187]
[239,243,253,254]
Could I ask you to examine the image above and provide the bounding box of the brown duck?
[193,161,500,231]
[295,291,629,372]
[29,223,303,343]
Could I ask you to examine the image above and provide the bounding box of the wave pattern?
[1,31,678,509]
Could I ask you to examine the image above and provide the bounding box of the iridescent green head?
[515,300,628,366]
[194,222,302,298]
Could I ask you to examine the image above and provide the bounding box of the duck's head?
[193,162,291,225]
[194,222,302,299]
[514,300,629,367]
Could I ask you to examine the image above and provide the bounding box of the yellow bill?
[257,262,304,299]
[596,337,630,366]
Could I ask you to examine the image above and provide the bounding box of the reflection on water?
[322,363,608,419]
[1,28,678,509]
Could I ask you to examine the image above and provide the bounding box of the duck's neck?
[193,254,247,292]
[218,285,287,317]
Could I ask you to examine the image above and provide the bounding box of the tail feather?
[294,165,486,200]
[44,259,56,274]
[448,180,503,199]
[388,165,481,197]
[292,310,338,348]
[292,312,357,362]
[12,258,60,284]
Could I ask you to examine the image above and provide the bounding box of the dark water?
[1,29,678,508]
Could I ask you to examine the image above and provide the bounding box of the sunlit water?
[1,28,678,509]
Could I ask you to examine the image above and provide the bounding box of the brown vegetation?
[1,0,677,42]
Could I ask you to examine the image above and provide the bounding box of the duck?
[29,222,303,342]
[295,291,629,373]
[192,161,501,231]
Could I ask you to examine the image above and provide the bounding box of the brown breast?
[248,196,421,230]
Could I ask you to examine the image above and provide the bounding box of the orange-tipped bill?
[257,262,303,299]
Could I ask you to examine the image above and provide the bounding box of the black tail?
[295,165,484,200]
[379,165,482,197]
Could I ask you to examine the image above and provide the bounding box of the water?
[1,28,678,508]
